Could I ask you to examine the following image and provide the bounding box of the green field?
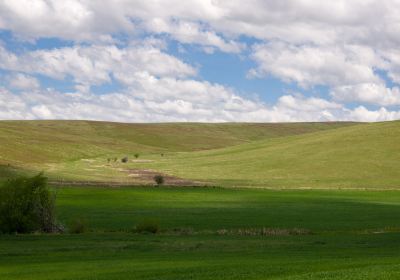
[135,121,400,188]
[0,120,358,185]
[1,186,400,279]
[2,120,400,279]
[1,120,394,189]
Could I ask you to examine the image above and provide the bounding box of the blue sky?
[1,1,400,122]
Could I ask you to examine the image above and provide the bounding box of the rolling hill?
[0,120,355,182]
[139,121,400,188]
[10,120,400,189]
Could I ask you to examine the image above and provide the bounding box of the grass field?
[133,120,400,188]
[0,120,359,185]
[1,186,400,279]
[20,120,398,189]
[2,121,400,279]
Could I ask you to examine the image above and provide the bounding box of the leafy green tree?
[0,173,56,233]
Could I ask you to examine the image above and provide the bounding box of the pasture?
[1,186,400,279]
[1,120,400,279]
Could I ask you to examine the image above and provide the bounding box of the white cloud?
[348,106,400,122]
[249,42,382,88]
[144,19,244,53]
[1,85,400,122]
[1,1,400,121]
[331,83,400,106]
[2,1,400,47]
[0,44,196,88]
[7,73,40,90]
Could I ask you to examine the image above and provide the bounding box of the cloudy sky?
[1,0,400,122]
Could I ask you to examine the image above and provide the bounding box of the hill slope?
[0,120,353,164]
[134,121,400,189]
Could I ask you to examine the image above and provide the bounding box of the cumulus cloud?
[0,44,196,88]
[2,1,400,47]
[7,73,40,90]
[1,0,400,121]
[2,85,400,122]
[249,43,382,88]
[331,83,400,106]
[144,19,244,53]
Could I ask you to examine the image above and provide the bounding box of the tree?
[153,175,164,186]
[0,173,57,233]
[121,156,128,163]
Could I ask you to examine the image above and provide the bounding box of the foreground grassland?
[1,187,400,279]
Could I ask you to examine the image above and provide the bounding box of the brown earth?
[50,168,205,187]
[123,168,205,186]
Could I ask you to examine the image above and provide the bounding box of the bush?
[154,175,164,186]
[121,156,128,163]
[134,219,160,234]
[0,173,56,234]
[69,218,88,234]
[134,153,139,159]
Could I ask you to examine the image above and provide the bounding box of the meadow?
[1,120,400,279]
[1,187,400,279]
[0,120,356,185]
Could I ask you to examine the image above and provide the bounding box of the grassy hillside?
[0,120,354,181]
[3,120,400,188]
[130,121,400,188]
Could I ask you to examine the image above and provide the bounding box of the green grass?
[3,120,400,188]
[55,187,400,232]
[0,120,356,183]
[1,186,400,279]
[2,120,400,279]
[129,121,400,188]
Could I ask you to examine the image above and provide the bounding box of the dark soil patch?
[123,168,205,186]
[49,169,206,187]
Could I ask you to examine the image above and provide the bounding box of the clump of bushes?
[69,218,88,234]
[154,175,164,186]
[121,156,128,163]
[0,173,57,234]
[134,219,160,234]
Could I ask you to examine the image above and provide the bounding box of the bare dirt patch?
[49,169,207,187]
[123,168,204,186]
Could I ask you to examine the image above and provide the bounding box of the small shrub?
[69,218,88,234]
[154,175,164,186]
[134,153,139,159]
[121,156,128,163]
[134,219,160,234]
